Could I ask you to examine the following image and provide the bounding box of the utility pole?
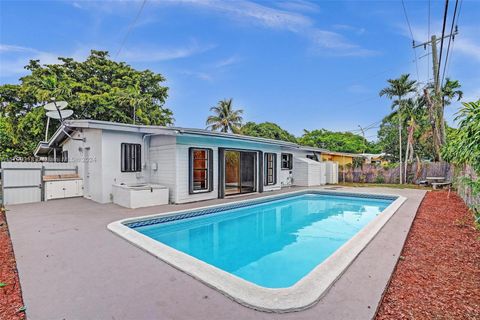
[358,125,366,154]
[414,29,458,160]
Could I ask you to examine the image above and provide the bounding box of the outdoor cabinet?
[44,179,83,200]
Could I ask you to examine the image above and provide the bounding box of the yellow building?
[319,151,389,166]
[320,151,357,166]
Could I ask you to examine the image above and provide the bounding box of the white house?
[34,120,338,205]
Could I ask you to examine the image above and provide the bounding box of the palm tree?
[206,99,243,133]
[379,74,417,184]
[402,97,425,181]
[439,78,463,144]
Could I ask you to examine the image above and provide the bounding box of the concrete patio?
[6,186,426,320]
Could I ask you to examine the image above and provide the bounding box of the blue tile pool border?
[124,191,398,229]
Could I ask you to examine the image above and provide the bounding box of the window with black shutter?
[264,153,277,185]
[189,148,214,193]
[121,143,142,172]
[281,153,293,170]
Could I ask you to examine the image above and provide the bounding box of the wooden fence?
[338,162,453,184]
[339,161,479,216]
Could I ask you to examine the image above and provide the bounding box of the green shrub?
[375,174,385,184]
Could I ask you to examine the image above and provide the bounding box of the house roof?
[35,119,302,156]
[34,119,360,157]
[320,150,363,158]
[360,153,386,159]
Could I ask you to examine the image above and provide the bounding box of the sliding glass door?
[224,150,256,196]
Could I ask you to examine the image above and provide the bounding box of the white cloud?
[0,44,65,78]
[119,42,215,62]
[0,40,214,80]
[161,0,375,57]
[166,0,312,32]
[213,55,241,68]
[0,44,39,53]
[309,30,379,56]
[275,0,321,13]
[454,38,480,62]
[67,0,376,57]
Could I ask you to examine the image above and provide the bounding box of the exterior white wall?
[279,167,293,187]
[279,148,320,187]
[100,130,145,203]
[62,129,104,203]
[173,135,283,204]
[325,161,339,184]
[148,135,177,203]
[57,128,335,205]
[292,158,326,187]
[63,129,146,203]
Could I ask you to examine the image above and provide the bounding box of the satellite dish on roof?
[44,101,68,111]
[46,109,73,120]
[43,100,74,143]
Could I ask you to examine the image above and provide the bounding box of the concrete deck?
[6,187,426,320]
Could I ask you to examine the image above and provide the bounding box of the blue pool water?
[132,193,394,288]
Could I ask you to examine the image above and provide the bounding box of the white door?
[83,147,91,198]
[63,180,78,198]
[45,181,65,200]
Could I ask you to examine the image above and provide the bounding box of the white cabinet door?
[45,179,84,200]
[63,180,78,198]
[45,181,65,200]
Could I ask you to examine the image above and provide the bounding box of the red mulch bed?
[376,191,480,319]
[0,207,26,320]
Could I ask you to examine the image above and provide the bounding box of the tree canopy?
[241,121,297,143]
[0,50,173,159]
[442,100,480,173]
[298,129,380,154]
[377,96,436,162]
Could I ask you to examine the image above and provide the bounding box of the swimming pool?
[109,190,405,312]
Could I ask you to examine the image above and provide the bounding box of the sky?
[1,0,479,140]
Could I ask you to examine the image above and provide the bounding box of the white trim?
[108,189,406,313]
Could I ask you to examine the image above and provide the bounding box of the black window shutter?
[264,153,267,186]
[208,149,214,192]
[188,147,194,194]
[264,153,277,186]
[273,153,277,185]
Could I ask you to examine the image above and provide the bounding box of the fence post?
[40,165,45,202]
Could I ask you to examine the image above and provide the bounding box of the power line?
[401,0,420,82]
[441,0,460,86]
[436,0,450,86]
[115,0,148,60]
[427,0,431,81]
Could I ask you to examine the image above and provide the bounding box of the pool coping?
[107,189,407,313]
